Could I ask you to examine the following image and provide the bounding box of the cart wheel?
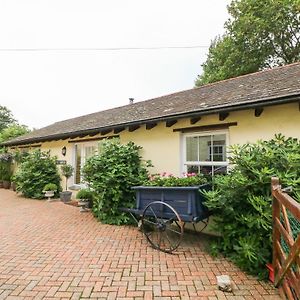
[141,201,184,253]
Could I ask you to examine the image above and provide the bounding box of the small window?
[184,132,228,176]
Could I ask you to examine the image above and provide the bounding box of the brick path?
[0,189,280,299]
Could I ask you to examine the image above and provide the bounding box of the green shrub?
[147,172,207,187]
[14,150,61,199]
[204,134,300,278]
[2,172,12,181]
[13,150,29,164]
[43,183,58,191]
[83,139,151,225]
[0,152,13,181]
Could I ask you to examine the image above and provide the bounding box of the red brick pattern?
[0,190,280,299]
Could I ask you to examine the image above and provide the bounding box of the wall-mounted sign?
[56,160,67,165]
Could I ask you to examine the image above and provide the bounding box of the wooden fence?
[271,177,300,299]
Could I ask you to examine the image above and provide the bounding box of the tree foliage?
[0,105,16,132]
[204,135,300,278]
[0,105,30,144]
[195,0,300,86]
[0,124,30,143]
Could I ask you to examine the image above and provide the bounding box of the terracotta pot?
[3,181,11,189]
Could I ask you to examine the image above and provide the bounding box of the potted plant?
[43,183,58,201]
[2,172,12,189]
[60,164,74,202]
[76,188,94,212]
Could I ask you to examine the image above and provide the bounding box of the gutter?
[2,93,300,147]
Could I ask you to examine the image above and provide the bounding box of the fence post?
[271,177,281,286]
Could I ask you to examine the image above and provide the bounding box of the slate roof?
[4,62,300,146]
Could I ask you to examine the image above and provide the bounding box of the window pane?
[186,137,198,161]
[184,133,227,177]
[199,135,211,161]
[212,134,226,161]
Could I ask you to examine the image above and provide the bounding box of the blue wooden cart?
[123,184,211,253]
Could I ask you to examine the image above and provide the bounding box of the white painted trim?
[179,133,185,176]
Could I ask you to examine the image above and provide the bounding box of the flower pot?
[78,199,89,212]
[0,180,3,188]
[44,190,55,198]
[3,180,11,189]
[266,263,274,283]
[78,199,89,206]
[60,191,72,202]
[11,182,16,191]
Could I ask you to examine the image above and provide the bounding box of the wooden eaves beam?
[128,125,140,132]
[146,122,157,130]
[166,120,177,127]
[255,107,264,117]
[219,112,229,121]
[100,129,112,135]
[190,117,201,125]
[114,127,125,134]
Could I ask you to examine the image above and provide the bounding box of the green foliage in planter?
[76,188,94,208]
[14,150,61,199]
[83,139,151,225]
[61,164,74,190]
[204,134,300,278]
[43,183,58,192]
[76,188,93,200]
[147,172,207,187]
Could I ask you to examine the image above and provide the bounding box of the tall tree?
[0,105,16,132]
[0,105,30,144]
[195,0,300,86]
[0,124,30,143]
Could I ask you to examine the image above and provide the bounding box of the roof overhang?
[3,93,300,147]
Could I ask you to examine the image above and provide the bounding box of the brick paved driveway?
[0,190,280,300]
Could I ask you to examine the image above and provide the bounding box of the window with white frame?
[183,131,228,176]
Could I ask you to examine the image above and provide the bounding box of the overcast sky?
[0,0,230,129]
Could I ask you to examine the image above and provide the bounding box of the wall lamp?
[61,146,67,156]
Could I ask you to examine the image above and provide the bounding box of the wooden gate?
[271,177,300,299]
